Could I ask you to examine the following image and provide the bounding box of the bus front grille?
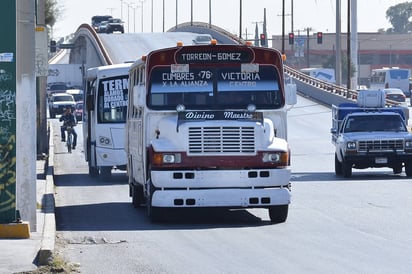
[188,126,255,154]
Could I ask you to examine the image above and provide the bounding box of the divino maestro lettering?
[185,111,215,119]
[183,111,256,120]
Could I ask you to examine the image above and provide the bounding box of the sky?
[52,0,406,40]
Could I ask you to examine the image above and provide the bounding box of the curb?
[37,122,56,265]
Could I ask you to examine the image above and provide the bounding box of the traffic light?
[260,33,266,46]
[317,32,323,44]
[288,33,294,45]
[50,40,57,52]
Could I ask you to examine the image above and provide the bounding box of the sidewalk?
[0,125,55,273]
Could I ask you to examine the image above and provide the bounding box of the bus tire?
[89,163,99,177]
[146,176,162,222]
[268,205,288,223]
[100,167,112,179]
[132,183,144,208]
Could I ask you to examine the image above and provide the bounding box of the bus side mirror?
[285,82,297,105]
[86,94,94,111]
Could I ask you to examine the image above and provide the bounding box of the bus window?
[216,66,282,108]
[148,65,283,110]
[97,75,129,123]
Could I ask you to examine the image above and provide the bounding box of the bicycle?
[66,126,73,153]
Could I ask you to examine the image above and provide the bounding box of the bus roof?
[130,43,283,71]
[372,67,410,71]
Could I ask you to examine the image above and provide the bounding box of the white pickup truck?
[331,90,412,177]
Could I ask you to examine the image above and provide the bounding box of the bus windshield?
[148,65,283,110]
[97,75,129,123]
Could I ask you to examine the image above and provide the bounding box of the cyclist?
[60,107,77,149]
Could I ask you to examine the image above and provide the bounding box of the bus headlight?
[262,152,288,165]
[153,153,182,165]
[176,104,186,112]
[247,104,256,112]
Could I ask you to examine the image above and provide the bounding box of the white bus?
[83,63,131,178]
[125,41,297,223]
[370,67,411,95]
[300,68,336,83]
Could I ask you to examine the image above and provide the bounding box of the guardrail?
[284,65,358,99]
[284,65,401,107]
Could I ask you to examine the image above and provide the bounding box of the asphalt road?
[52,96,412,274]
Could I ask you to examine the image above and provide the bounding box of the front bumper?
[344,152,412,167]
[152,187,291,208]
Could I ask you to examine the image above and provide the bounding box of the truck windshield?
[148,65,283,110]
[344,115,407,132]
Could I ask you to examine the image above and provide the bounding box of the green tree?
[45,0,61,28]
[322,54,356,80]
[385,2,412,33]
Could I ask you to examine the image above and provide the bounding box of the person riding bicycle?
[60,107,77,149]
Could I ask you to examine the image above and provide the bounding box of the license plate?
[375,157,388,164]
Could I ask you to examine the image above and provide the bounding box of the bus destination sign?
[175,48,254,64]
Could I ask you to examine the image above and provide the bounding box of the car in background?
[106,18,124,33]
[91,15,112,32]
[98,21,109,33]
[48,93,76,118]
[47,82,69,97]
[383,88,407,107]
[66,89,84,103]
[192,34,212,44]
[74,101,83,122]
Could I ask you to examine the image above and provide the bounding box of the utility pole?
[306,27,311,67]
[282,0,285,54]
[239,0,242,39]
[346,0,351,93]
[0,0,18,226]
[36,0,48,155]
[336,0,342,86]
[254,22,259,46]
[262,8,267,47]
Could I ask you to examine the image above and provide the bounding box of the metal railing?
[284,65,400,106]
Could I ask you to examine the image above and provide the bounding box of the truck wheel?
[335,153,343,175]
[342,160,352,178]
[268,205,288,223]
[405,162,412,177]
[392,163,403,174]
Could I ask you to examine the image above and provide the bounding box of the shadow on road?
[55,202,275,232]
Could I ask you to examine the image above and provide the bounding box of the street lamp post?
[139,0,145,32]
[176,0,178,29]
[239,0,242,39]
[151,0,153,32]
[133,5,136,32]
